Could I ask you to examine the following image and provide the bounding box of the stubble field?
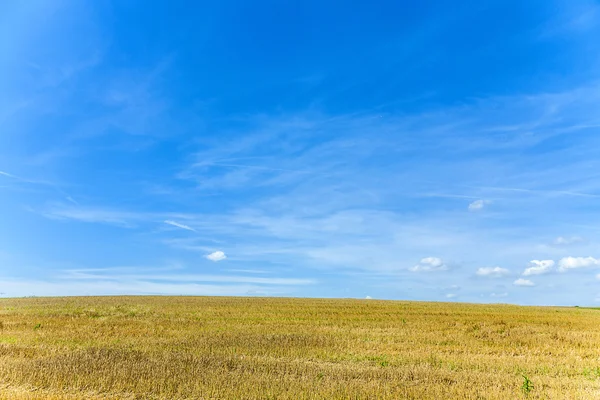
[1,296,599,399]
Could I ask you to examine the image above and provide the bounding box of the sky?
[1,0,600,305]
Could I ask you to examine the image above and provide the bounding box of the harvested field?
[1,296,599,399]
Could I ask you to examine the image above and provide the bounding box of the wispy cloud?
[471,186,600,199]
[0,170,49,185]
[164,220,196,232]
[195,162,310,174]
[0,169,76,203]
[0,262,314,297]
[553,236,584,246]
[65,196,79,206]
[0,171,20,179]
[63,271,312,286]
[0,278,291,297]
[538,1,600,38]
[226,269,268,274]
[42,206,144,227]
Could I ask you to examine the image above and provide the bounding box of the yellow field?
[1,297,599,399]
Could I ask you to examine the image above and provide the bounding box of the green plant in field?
[367,355,389,367]
[583,367,600,379]
[0,336,17,344]
[447,361,458,371]
[521,375,534,395]
[33,323,41,330]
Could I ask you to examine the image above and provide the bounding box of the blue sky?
[1,0,600,305]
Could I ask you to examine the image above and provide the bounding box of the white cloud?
[523,260,555,276]
[44,208,142,227]
[64,271,312,285]
[468,199,490,211]
[476,266,510,278]
[164,220,196,232]
[0,171,18,179]
[365,295,372,300]
[0,278,288,297]
[226,269,268,274]
[514,278,535,287]
[205,250,227,262]
[0,170,53,185]
[490,292,508,298]
[410,257,448,272]
[445,293,457,299]
[65,196,79,205]
[553,236,584,246]
[558,256,600,272]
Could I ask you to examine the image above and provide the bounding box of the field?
[1,297,600,399]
